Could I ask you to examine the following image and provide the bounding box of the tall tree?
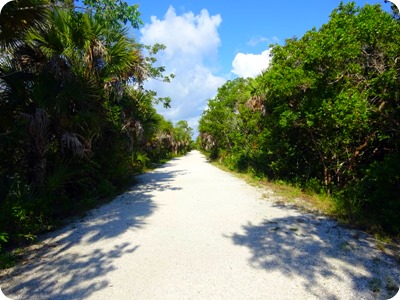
[199,2,400,232]
[0,0,178,248]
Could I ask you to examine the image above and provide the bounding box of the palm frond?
[0,0,51,50]
[61,132,84,158]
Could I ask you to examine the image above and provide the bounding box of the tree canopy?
[198,2,400,233]
[0,0,192,250]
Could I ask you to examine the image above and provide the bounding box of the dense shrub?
[199,2,400,233]
[0,0,192,252]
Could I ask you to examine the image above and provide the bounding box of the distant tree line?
[0,0,192,251]
[198,2,400,233]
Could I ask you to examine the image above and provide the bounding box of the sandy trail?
[0,150,399,299]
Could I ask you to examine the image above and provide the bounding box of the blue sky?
[129,0,393,136]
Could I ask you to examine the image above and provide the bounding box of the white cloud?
[231,49,272,78]
[247,36,269,47]
[247,36,280,47]
[144,64,225,121]
[140,6,225,136]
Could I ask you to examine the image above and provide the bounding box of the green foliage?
[0,233,8,244]
[356,155,400,232]
[0,0,50,49]
[131,152,150,171]
[0,0,189,255]
[0,252,17,270]
[82,0,142,30]
[199,2,400,234]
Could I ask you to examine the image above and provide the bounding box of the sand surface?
[1,150,399,299]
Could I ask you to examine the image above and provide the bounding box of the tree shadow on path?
[1,166,182,299]
[229,203,400,299]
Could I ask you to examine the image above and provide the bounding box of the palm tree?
[1,6,150,188]
[0,0,52,50]
[0,0,172,248]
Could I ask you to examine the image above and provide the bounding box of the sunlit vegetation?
[0,0,192,256]
[199,2,400,235]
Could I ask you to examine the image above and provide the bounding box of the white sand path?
[1,150,399,299]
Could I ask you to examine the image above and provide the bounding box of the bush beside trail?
[198,2,400,235]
